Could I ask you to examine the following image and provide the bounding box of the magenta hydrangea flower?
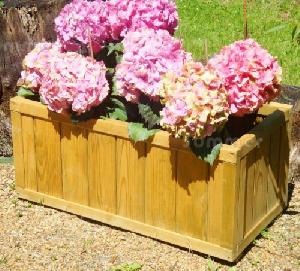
[207,39,282,116]
[160,62,230,140]
[116,28,190,102]
[55,0,178,53]
[18,43,109,114]
[106,0,178,38]
[55,0,110,53]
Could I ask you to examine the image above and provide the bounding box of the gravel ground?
[0,163,299,271]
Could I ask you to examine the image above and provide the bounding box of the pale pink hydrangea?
[207,39,282,116]
[160,62,230,140]
[18,43,109,114]
[106,0,178,38]
[55,0,110,53]
[116,28,190,102]
[18,42,61,91]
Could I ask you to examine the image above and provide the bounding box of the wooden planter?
[10,96,292,262]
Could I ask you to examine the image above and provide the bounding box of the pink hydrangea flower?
[106,0,178,39]
[160,62,230,140]
[116,28,190,102]
[55,0,178,53]
[18,43,109,114]
[55,0,110,53]
[18,42,61,91]
[207,39,282,116]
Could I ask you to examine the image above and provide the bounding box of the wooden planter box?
[10,96,292,262]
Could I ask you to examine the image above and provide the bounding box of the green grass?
[176,0,300,86]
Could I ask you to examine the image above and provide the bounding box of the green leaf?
[17,87,35,98]
[107,42,124,56]
[189,136,222,165]
[0,1,4,8]
[128,123,159,143]
[110,263,142,271]
[109,108,127,121]
[138,103,161,129]
[265,24,287,34]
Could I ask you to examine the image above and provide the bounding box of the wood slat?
[61,124,88,205]
[88,132,117,213]
[34,119,62,197]
[11,111,25,188]
[21,115,37,191]
[145,146,176,231]
[176,151,208,239]
[244,149,256,235]
[268,127,281,211]
[116,139,145,221]
[252,137,269,225]
[207,162,238,249]
[278,123,290,208]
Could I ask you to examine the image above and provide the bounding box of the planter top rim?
[10,96,292,163]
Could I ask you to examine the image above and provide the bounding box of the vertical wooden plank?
[176,151,208,239]
[145,145,176,231]
[236,156,247,246]
[253,137,269,224]
[268,127,281,211]
[11,111,25,188]
[207,162,237,249]
[21,115,37,191]
[278,123,290,207]
[34,119,62,197]
[244,148,255,235]
[116,139,145,221]
[88,132,116,213]
[61,124,88,205]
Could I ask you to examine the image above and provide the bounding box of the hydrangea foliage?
[116,28,190,102]
[160,62,230,140]
[208,39,282,116]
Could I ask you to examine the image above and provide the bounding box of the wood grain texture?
[116,139,145,221]
[61,123,88,205]
[244,149,256,235]
[34,119,62,197]
[207,162,238,249]
[21,115,37,190]
[88,132,117,213]
[268,128,281,211]
[145,146,176,231]
[10,111,24,188]
[176,151,208,239]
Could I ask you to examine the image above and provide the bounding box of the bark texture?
[0,0,68,156]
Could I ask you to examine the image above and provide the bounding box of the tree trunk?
[0,0,68,156]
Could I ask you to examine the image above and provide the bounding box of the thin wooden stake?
[243,0,248,39]
[87,27,94,59]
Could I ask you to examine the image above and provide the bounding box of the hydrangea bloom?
[160,62,230,140]
[116,28,190,102]
[18,43,109,114]
[18,42,61,91]
[207,39,282,116]
[55,0,110,53]
[106,0,178,39]
[55,0,178,52]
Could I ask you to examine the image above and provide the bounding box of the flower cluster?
[116,28,190,102]
[55,0,178,53]
[208,39,282,116]
[55,0,110,53]
[18,42,61,91]
[106,0,178,38]
[18,43,109,114]
[160,62,230,140]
